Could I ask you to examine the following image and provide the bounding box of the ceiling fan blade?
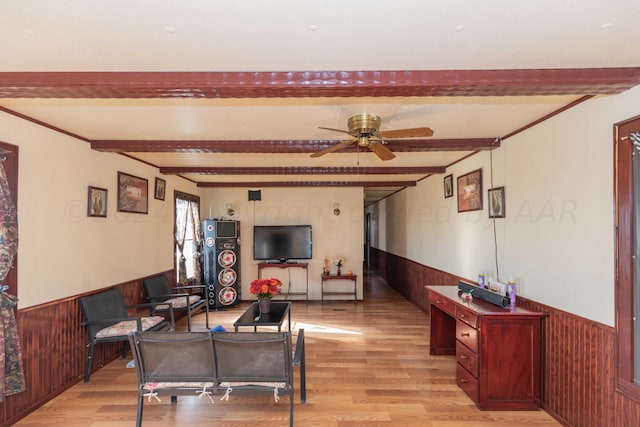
[378,127,434,138]
[367,141,396,161]
[310,140,354,158]
[317,126,354,136]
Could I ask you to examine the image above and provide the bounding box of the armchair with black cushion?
[79,288,175,383]
[143,275,209,331]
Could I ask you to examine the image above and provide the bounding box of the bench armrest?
[83,317,141,327]
[147,293,190,301]
[293,329,305,365]
[174,284,206,292]
[292,329,306,403]
[126,302,175,329]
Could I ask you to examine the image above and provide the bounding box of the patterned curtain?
[0,157,17,287]
[175,198,189,284]
[190,201,202,285]
[0,155,25,400]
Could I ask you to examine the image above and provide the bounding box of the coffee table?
[233,301,291,332]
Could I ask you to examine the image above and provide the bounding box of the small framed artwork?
[488,186,506,218]
[87,186,108,217]
[154,177,166,201]
[117,171,148,214]
[457,168,483,212]
[443,174,453,198]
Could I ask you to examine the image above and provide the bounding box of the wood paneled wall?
[0,272,172,427]
[370,247,466,312]
[371,247,640,427]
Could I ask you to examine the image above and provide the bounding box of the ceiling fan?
[312,113,434,161]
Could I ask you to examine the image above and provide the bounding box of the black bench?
[128,329,306,427]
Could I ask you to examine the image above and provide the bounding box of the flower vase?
[337,267,341,276]
[258,299,272,314]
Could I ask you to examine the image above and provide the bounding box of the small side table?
[320,274,357,304]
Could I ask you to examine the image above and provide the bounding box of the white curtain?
[175,196,201,284]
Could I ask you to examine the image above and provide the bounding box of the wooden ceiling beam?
[91,138,498,153]
[160,166,446,175]
[1,68,639,98]
[197,181,417,188]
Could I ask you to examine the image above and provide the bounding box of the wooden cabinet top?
[257,262,308,269]
[426,285,545,317]
[321,274,357,281]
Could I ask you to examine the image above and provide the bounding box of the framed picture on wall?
[488,186,506,218]
[443,174,453,198]
[87,186,108,217]
[117,171,148,214]
[154,177,166,201]
[457,168,483,212]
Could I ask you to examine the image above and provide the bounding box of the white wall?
[0,111,200,308]
[201,186,364,300]
[371,86,640,326]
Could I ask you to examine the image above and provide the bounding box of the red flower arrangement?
[249,278,283,300]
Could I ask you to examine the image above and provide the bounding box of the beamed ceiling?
[2,2,640,205]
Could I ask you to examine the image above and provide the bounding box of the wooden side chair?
[143,275,209,331]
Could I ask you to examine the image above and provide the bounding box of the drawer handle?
[459,355,469,360]
[459,314,465,318]
[460,332,470,337]
[459,378,469,383]
[436,299,443,304]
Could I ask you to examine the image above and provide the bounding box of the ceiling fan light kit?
[314,113,434,161]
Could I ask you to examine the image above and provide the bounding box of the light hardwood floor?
[16,271,561,426]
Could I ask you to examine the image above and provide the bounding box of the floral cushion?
[219,381,286,388]
[95,316,165,338]
[219,382,287,402]
[143,382,215,403]
[155,295,201,310]
[143,382,214,390]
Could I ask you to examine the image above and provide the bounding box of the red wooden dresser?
[426,285,545,410]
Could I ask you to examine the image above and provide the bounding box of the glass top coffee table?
[233,301,291,332]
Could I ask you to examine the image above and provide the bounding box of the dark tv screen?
[253,225,312,261]
[215,220,237,238]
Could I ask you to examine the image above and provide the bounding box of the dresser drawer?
[456,305,478,328]
[429,290,456,317]
[456,362,479,403]
[456,340,478,377]
[456,320,478,353]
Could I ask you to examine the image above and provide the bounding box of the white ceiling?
[2,1,640,204]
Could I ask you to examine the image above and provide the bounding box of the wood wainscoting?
[0,271,173,427]
[371,247,640,427]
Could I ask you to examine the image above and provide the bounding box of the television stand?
[257,262,308,302]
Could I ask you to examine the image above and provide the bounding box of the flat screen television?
[253,225,312,262]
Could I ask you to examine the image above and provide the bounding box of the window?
[174,191,201,285]
[615,115,640,401]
